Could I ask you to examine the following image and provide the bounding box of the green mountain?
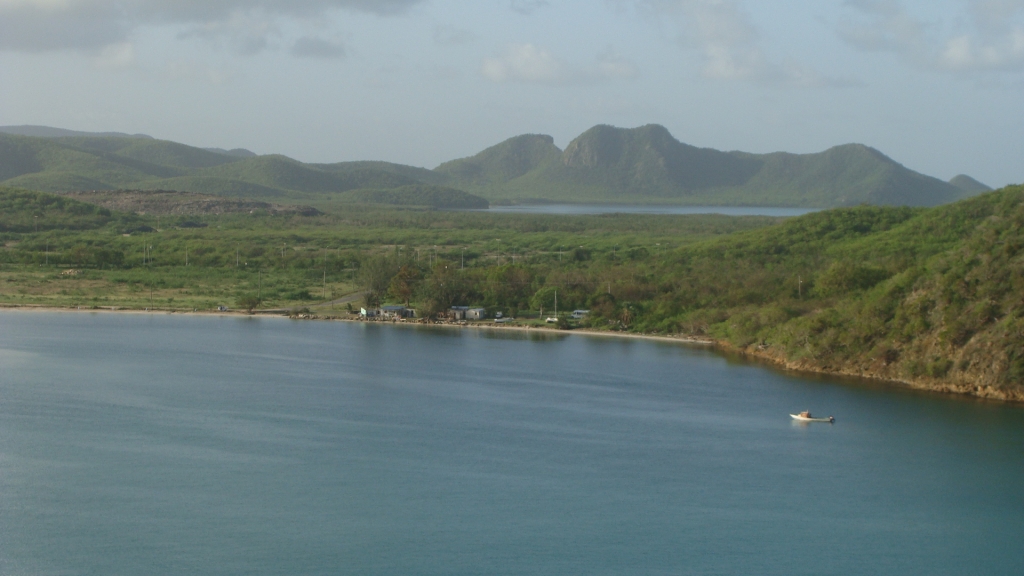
[1,124,994,209]
[203,147,258,158]
[0,125,152,139]
[949,174,992,193]
[434,134,562,189]
[0,132,486,209]
[438,124,978,207]
[312,160,450,186]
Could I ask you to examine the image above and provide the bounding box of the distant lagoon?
[465,204,820,216]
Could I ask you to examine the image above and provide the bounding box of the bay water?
[0,311,1021,575]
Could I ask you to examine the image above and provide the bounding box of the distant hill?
[0,125,152,139]
[203,147,258,158]
[312,160,451,186]
[434,134,562,189]
[0,123,994,209]
[949,174,992,194]
[438,124,981,207]
[0,132,487,209]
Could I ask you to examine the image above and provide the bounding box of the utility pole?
[554,289,557,318]
[45,240,48,266]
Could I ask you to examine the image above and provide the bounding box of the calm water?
[471,204,818,216]
[0,312,1022,575]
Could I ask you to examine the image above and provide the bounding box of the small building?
[466,308,487,320]
[360,307,380,318]
[571,310,590,319]
[450,306,471,320]
[381,305,415,318]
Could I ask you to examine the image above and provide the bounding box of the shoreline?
[0,303,716,345]
[2,303,1020,404]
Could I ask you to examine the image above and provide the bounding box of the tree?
[360,255,398,307]
[388,265,420,306]
[530,286,557,315]
[420,261,464,317]
[236,295,262,313]
[619,304,635,328]
[484,264,534,310]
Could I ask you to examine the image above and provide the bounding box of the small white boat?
[790,412,834,423]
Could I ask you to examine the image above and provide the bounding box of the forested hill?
[624,183,1024,400]
[1,124,990,209]
[437,124,978,207]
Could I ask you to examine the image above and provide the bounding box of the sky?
[1,0,1022,187]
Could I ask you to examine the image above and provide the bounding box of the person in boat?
[799,410,811,418]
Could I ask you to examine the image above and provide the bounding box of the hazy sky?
[1,0,1022,186]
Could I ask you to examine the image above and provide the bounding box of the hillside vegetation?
[0,187,140,232]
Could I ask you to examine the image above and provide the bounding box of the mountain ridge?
[0,124,996,208]
[437,125,977,207]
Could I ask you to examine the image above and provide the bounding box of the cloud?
[482,44,565,83]
[481,44,638,85]
[176,11,280,56]
[0,0,423,52]
[95,41,136,68]
[839,0,1024,74]
[165,60,237,84]
[597,48,640,79]
[638,0,843,87]
[433,25,475,47]
[509,0,549,15]
[291,36,346,58]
